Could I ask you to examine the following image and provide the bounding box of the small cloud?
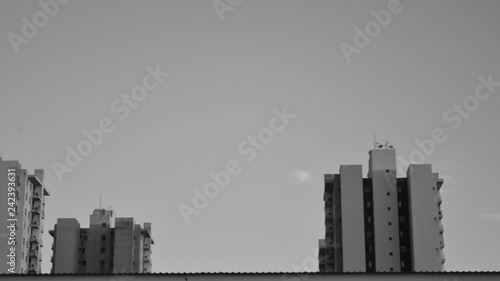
[478,213,500,221]
[292,170,312,184]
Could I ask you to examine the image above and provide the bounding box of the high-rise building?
[0,157,50,274]
[49,208,153,274]
[318,147,445,273]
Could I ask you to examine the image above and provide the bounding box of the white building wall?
[407,165,442,272]
[368,149,401,272]
[339,165,366,272]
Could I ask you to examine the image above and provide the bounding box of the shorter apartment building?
[49,209,153,274]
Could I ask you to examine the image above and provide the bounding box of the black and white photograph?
[1,1,499,280]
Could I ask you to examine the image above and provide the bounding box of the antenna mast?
[100,194,102,209]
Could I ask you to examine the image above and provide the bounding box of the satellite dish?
[388,145,394,149]
[378,145,383,148]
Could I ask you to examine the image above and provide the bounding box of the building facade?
[49,209,153,274]
[319,148,445,273]
[0,158,50,274]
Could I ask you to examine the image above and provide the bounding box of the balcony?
[32,192,41,201]
[28,249,39,257]
[29,236,39,244]
[439,223,444,234]
[143,256,150,263]
[27,265,39,274]
[141,229,152,238]
[144,243,150,250]
[30,221,40,228]
[440,241,445,249]
[438,211,443,219]
[441,253,446,263]
[437,194,442,205]
[31,206,41,215]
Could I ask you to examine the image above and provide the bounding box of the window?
[389,252,393,256]
[398,186,402,192]
[398,201,402,208]
[368,261,372,268]
[367,231,373,238]
[100,260,105,266]
[386,169,390,173]
[387,192,390,196]
[400,231,404,237]
[101,235,106,241]
[101,248,105,253]
[389,237,392,241]
[387,207,391,211]
[399,216,405,222]
[401,261,406,267]
[388,222,392,226]
[102,223,106,228]
[390,268,394,272]
[82,261,86,266]
[367,216,372,223]
[366,202,371,208]
[401,246,406,253]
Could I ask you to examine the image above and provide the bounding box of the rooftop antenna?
[99,194,102,209]
[374,133,381,149]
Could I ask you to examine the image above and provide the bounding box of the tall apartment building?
[318,147,445,273]
[0,157,50,274]
[49,208,153,274]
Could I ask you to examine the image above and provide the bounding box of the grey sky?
[1,0,499,273]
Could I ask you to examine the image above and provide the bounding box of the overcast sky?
[1,0,499,273]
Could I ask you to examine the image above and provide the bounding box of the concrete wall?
[0,161,21,273]
[407,165,442,272]
[85,225,113,273]
[113,218,135,273]
[368,149,400,272]
[332,175,343,272]
[53,219,80,273]
[339,165,366,272]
